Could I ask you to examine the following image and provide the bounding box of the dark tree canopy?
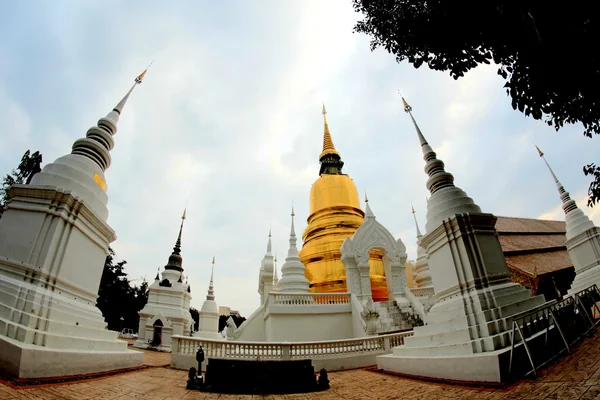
[353,1,600,205]
[218,314,246,333]
[0,150,43,216]
[96,248,149,332]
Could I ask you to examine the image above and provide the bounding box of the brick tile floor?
[3,331,600,399]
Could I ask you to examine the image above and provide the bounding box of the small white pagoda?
[134,209,193,351]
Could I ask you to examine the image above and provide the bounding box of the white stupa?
[134,209,193,351]
[536,146,600,295]
[0,69,149,378]
[258,231,275,303]
[377,97,546,383]
[279,206,310,293]
[411,205,432,289]
[196,256,220,339]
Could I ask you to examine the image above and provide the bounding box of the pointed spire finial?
[401,93,412,113]
[535,146,581,218]
[319,103,340,160]
[535,145,559,184]
[364,193,375,218]
[411,204,423,238]
[400,92,481,232]
[291,201,295,217]
[112,64,152,116]
[266,227,273,254]
[135,61,153,84]
[535,145,544,157]
[206,256,216,301]
[182,207,187,220]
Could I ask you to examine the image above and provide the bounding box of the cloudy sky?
[1,1,599,317]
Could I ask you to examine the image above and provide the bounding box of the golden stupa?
[299,105,388,301]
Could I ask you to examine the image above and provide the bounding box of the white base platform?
[377,347,510,383]
[0,335,144,379]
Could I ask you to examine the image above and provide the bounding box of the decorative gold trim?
[93,173,107,191]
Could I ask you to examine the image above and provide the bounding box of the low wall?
[171,331,413,372]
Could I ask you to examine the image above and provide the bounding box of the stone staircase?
[375,300,423,334]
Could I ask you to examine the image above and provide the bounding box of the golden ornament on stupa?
[298,104,388,301]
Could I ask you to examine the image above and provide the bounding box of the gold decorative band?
[93,172,107,191]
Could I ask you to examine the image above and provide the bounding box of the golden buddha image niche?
[298,105,388,301]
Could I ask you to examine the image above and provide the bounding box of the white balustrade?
[409,287,434,298]
[270,292,351,305]
[172,331,413,361]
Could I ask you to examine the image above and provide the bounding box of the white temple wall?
[264,308,353,342]
[56,226,107,295]
[233,305,266,341]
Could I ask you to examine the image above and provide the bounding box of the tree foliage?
[0,150,43,216]
[96,248,149,332]
[353,0,600,205]
[218,314,246,333]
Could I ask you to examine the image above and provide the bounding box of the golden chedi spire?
[320,103,340,160]
[299,105,388,301]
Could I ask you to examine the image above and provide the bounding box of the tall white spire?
[536,145,594,240]
[279,205,310,293]
[29,67,150,221]
[73,67,150,172]
[267,227,273,255]
[273,255,279,292]
[411,204,423,239]
[365,191,375,219]
[206,256,216,301]
[402,96,482,232]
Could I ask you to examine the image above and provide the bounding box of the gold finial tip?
[182,208,187,220]
[535,145,544,157]
[268,228,272,237]
[135,62,153,84]
[401,96,412,112]
[364,190,369,203]
[411,204,415,214]
[212,255,215,264]
[322,103,327,115]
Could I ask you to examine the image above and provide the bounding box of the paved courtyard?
[2,331,600,399]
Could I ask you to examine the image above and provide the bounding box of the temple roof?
[496,216,572,277]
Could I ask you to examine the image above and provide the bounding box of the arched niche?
[341,206,408,307]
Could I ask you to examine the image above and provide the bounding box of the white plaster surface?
[0,335,143,379]
[377,349,505,383]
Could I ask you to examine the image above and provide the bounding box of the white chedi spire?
[412,205,432,288]
[30,68,150,220]
[279,206,310,293]
[536,146,595,240]
[206,255,216,301]
[198,256,220,339]
[273,255,279,292]
[402,97,482,233]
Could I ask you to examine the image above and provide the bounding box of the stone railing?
[269,292,351,305]
[409,287,435,298]
[172,331,414,371]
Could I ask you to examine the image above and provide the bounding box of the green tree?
[218,314,246,332]
[0,150,43,216]
[96,248,149,332]
[352,1,600,205]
